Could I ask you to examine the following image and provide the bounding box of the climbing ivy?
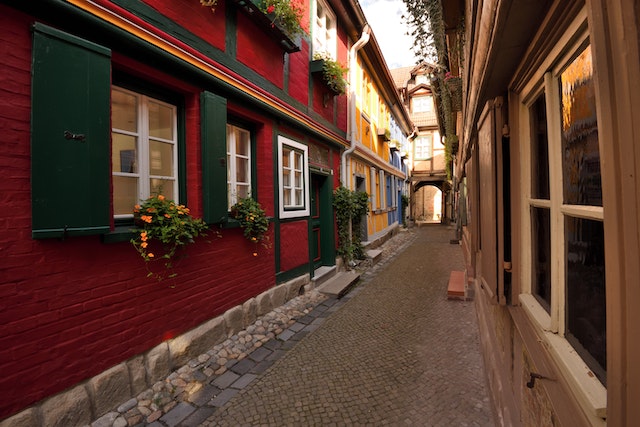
[333,186,369,266]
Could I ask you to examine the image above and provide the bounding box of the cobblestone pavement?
[92,225,495,427]
[200,225,495,426]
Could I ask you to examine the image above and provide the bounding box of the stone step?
[366,249,383,265]
[311,265,337,288]
[447,270,466,300]
[317,271,361,298]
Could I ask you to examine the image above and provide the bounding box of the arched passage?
[413,183,443,223]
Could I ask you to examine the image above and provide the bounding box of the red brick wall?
[0,7,277,418]
[279,221,309,271]
[141,0,226,51]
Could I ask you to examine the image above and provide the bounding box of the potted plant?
[131,194,208,279]
[311,52,349,95]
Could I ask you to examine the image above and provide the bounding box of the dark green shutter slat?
[201,91,228,224]
[31,23,111,239]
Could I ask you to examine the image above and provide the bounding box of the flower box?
[310,57,348,96]
[228,0,301,53]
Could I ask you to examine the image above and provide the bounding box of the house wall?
[0,0,350,421]
[457,0,640,425]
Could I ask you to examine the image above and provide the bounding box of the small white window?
[278,136,310,218]
[227,124,251,209]
[412,95,433,113]
[313,0,337,58]
[112,87,178,217]
[414,135,433,160]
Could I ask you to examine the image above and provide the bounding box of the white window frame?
[518,12,606,419]
[412,95,433,113]
[226,124,252,209]
[379,170,386,209]
[278,136,310,218]
[414,135,433,160]
[112,86,178,218]
[313,0,337,59]
[370,167,377,211]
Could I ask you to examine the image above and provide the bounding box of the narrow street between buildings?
[197,225,495,426]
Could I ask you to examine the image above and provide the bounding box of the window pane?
[560,45,602,206]
[150,178,174,200]
[236,184,250,199]
[112,134,138,173]
[531,207,551,311]
[282,149,291,168]
[295,171,302,188]
[565,216,606,384]
[236,157,249,183]
[294,152,303,170]
[283,188,291,206]
[283,170,291,186]
[113,176,138,215]
[112,89,137,132]
[530,94,549,199]
[295,189,303,206]
[236,130,250,156]
[149,140,174,177]
[148,101,173,140]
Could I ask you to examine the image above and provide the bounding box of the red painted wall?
[0,0,346,418]
[0,6,277,419]
[142,0,226,51]
[279,221,310,271]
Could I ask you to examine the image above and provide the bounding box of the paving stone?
[209,388,239,407]
[211,371,240,389]
[159,402,196,427]
[230,373,257,389]
[276,329,296,341]
[229,358,255,375]
[180,406,218,427]
[248,347,272,362]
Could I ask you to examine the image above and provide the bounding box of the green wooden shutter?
[31,23,111,239]
[201,91,228,224]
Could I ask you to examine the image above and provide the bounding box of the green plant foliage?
[230,196,270,247]
[313,52,349,95]
[259,0,305,37]
[131,194,208,279]
[333,186,369,265]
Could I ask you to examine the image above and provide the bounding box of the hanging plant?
[312,52,349,95]
[131,194,209,280]
[230,196,271,255]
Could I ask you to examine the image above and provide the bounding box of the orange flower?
[164,214,171,218]
[141,215,153,223]
[141,242,148,248]
[134,204,141,213]
[148,253,154,258]
[157,195,165,201]
[146,207,155,213]
[253,252,258,257]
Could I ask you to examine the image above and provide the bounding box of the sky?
[360,0,418,69]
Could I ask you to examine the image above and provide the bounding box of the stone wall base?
[0,274,310,427]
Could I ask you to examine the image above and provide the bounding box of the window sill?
[518,294,607,422]
[101,225,136,243]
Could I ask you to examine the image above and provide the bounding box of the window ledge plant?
[230,196,270,255]
[131,194,208,279]
[217,0,303,52]
[312,52,349,95]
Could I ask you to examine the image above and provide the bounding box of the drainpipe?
[341,24,371,188]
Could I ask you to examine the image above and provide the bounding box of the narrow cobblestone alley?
[196,225,495,426]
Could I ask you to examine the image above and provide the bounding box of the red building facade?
[0,0,349,421]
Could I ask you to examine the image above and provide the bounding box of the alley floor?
[196,225,496,426]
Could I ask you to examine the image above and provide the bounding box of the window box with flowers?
[216,0,304,53]
[311,53,349,96]
[131,194,208,279]
[229,196,271,255]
